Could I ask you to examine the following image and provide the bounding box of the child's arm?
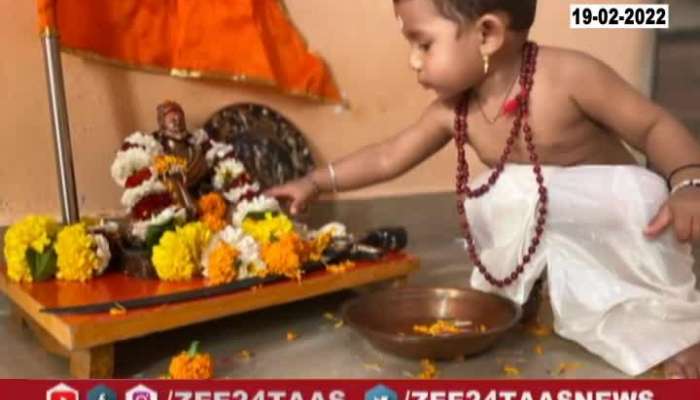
[564,50,700,241]
[266,100,454,214]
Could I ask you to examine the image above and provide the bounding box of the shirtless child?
[267,0,700,378]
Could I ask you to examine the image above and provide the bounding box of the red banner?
[3,379,698,400]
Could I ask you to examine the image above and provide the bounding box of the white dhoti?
[466,164,700,375]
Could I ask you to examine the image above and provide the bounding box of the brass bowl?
[341,287,522,360]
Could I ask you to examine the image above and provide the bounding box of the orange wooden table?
[0,253,419,378]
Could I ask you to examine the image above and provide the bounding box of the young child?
[266,0,700,378]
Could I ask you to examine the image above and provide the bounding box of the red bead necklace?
[454,41,548,288]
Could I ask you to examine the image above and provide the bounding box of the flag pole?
[40,27,79,224]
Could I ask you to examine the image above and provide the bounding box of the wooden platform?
[0,253,419,378]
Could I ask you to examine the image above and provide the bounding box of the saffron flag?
[36,0,342,103]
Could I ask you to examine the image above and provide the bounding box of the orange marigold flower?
[207,243,239,286]
[168,341,214,379]
[198,192,227,219]
[201,213,226,233]
[261,233,304,280]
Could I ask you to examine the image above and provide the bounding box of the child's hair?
[430,0,537,31]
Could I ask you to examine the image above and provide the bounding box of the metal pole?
[40,28,79,224]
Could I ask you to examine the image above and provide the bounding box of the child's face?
[395,0,483,99]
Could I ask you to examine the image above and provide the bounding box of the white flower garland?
[213,158,247,190]
[205,141,234,166]
[223,182,260,204]
[130,206,187,240]
[120,176,167,211]
[110,148,154,187]
[232,195,281,226]
[123,131,163,156]
[92,233,112,276]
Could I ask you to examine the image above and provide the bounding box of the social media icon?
[365,384,397,400]
[87,384,117,400]
[46,383,79,400]
[126,384,158,400]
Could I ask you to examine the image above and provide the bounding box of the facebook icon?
[87,385,117,400]
[365,385,398,400]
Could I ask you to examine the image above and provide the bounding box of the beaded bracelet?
[666,163,700,188]
[670,178,700,195]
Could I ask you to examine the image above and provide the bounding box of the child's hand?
[644,188,700,242]
[264,177,319,215]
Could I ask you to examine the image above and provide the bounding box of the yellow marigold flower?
[152,222,211,281]
[242,212,293,244]
[168,341,214,379]
[55,223,98,282]
[207,242,239,286]
[179,222,211,257]
[261,232,303,279]
[198,192,227,219]
[3,215,58,283]
[154,154,187,175]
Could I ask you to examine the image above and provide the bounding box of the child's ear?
[475,13,507,57]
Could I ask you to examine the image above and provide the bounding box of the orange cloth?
[36,0,342,103]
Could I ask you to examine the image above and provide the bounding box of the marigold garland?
[198,192,227,218]
[260,232,308,280]
[201,213,226,233]
[55,224,99,282]
[3,215,58,283]
[198,193,227,232]
[207,242,239,286]
[242,212,293,244]
[152,222,211,281]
